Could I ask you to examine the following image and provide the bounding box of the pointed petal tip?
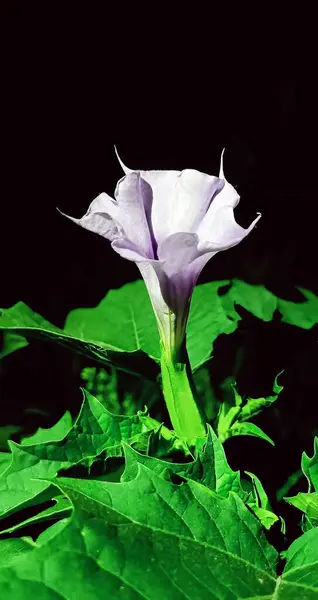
[114,146,133,174]
[219,148,226,179]
[56,206,80,225]
[248,211,262,233]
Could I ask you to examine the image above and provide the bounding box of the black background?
[1,2,317,539]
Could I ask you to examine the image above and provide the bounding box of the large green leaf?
[0,298,159,377]
[122,425,280,531]
[0,390,153,527]
[0,466,278,599]
[0,280,236,373]
[1,280,317,377]
[1,467,318,598]
[221,279,318,329]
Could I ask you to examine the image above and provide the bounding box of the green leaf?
[122,424,244,499]
[0,391,154,525]
[20,411,73,445]
[0,297,159,378]
[2,452,318,596]
[139,416,190,458]
[187,280,238,369]
[216,374,282,443]
[239,372,284,422]
[0,453,11,476]
[284,439,318,531]
[284,439,318,532]
[215,377,242,442]
[285,492,318,530]
[0,537,34,569]
[0,467,277,599]
[0,280,237,374]
[245,471,272,508]
[228,422,275,446]
[278,527,318,596]
[0,332,28,359]
[245,471,279,530]
[0,494,71,536]
[302,437,318,492]
[278,287,318,329]
[2,280,317,378]
[64,281,160,360]
[221,279,278,322]
[220,279,318,330]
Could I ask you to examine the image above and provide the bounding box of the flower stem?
[160,343,207,444]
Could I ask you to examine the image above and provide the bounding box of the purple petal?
[154,232,215,314]
[112,237,148,261]
[114,173,156,259]
[114,148,226,246]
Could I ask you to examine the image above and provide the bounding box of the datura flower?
[61,149,260,363]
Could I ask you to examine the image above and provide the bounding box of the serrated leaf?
[35,468,277,598]
[1,464,318,596]
[0,390,154,524]
[122,425,245,500]
[216,373,282,444]
[221,279,318,331]
[20,411,73,445]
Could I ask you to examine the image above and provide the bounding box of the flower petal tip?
[114,146,133,174]
[219,148,226,179]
